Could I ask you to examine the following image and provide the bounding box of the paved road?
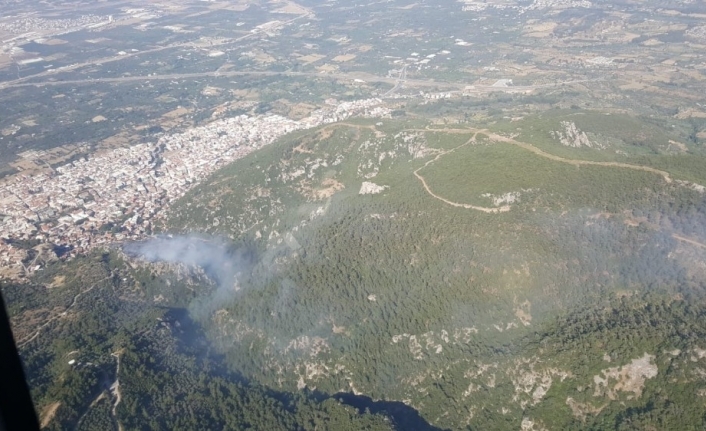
[0,11,313,91]
[0,66,602,97]
[382,64,408,97]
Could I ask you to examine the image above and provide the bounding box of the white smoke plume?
[124,235,256,317]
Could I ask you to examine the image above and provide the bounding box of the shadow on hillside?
[165,307,448,431]
[332,392,450,431]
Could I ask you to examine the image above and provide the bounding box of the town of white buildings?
[0,98,390,280]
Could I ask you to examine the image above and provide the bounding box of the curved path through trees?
[17,272,115,349]
[295,123,681,213]
[411,127,681,213]
[478,129,673,183]
[413,132,511,213]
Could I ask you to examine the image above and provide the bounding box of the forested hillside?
[157,112,706,429]
[6,110,706,430]
[5,254,396,430]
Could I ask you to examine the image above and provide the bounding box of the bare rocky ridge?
[593,353,658,400]
[359,182,388,195]
[551,121,604,149]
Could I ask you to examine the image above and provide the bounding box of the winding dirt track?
[411,127,677,213]
[110,351,124,431]
[672,234,706,249]
[17,272,114,349]
[413,133,511,213]
[295,123,679,213]
[479,129,673,183]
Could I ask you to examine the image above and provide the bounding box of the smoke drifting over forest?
[124,235,256,317]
